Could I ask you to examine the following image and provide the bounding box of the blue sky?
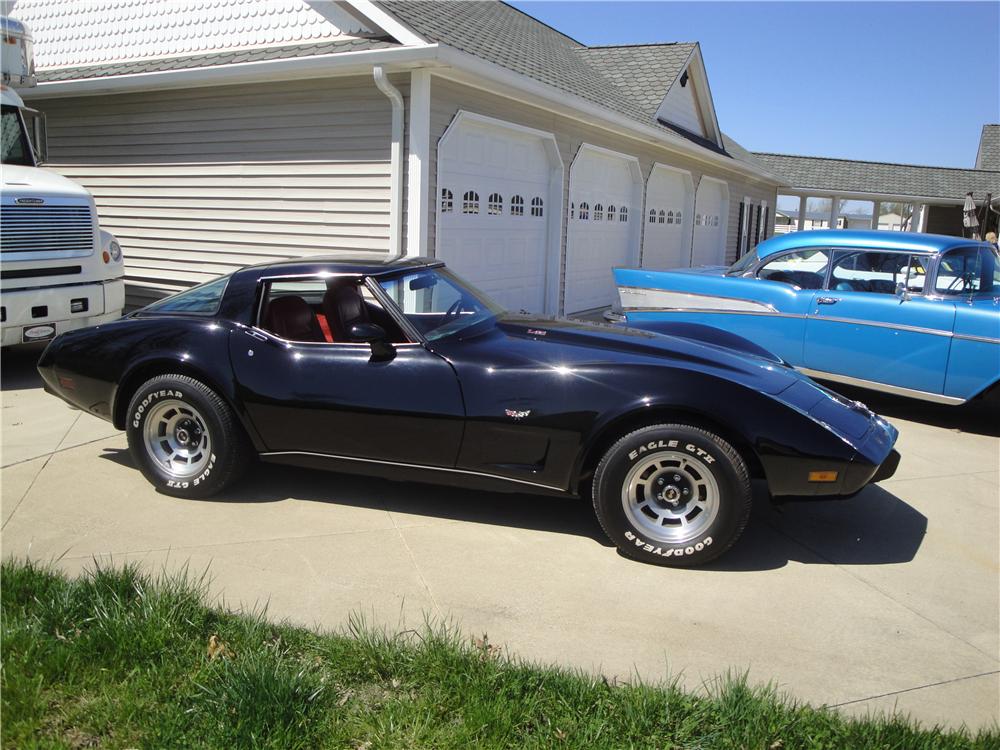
[507,1,1000,169]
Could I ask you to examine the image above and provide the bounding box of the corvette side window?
[142,275,231,315]
[257,278,405,344]
[757,249,830,289]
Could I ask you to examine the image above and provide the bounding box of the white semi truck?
[1,15,124,347]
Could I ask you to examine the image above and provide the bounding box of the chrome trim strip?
[953,332,1000,345]
[259,450,564,491]
[798,368,967,405]
[623,306,1000,344]
[618,285,779,313]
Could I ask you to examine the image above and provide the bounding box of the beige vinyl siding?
[34,76,394,307]
[427,76,778,311]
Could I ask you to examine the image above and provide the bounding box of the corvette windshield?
[378,267,504,341]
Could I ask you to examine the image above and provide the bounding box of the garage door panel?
[437,114,559,314]
[565,146,640,314]
[692,178,729,266]
[643,165,693,269]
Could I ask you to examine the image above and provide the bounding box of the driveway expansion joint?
[827,669,1000,709]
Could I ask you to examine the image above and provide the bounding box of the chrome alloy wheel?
[142,399,211,479]
[621,451,720,544]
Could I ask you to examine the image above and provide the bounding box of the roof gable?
[12,0,381,70]
[976,124,1000,170]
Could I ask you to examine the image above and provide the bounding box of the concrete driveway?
[2,343,997,731]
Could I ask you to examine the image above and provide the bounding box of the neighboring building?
[754,124,1000,239]
[774,210,904,233]
[12,0,781,314]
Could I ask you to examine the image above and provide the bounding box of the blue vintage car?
[614,230,1000,406]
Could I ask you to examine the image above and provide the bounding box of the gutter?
[24,41,779,184]
[372,66,404,255]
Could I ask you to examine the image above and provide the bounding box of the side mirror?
[894,281,910,301]
[350,322,386,343]
[350,323,395,361]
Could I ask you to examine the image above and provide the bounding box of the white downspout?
[373,66,404,256]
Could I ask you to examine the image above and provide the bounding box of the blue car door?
[803,250,955,395]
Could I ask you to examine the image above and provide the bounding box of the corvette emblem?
[505,408,531,419]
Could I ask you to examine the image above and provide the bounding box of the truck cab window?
[1,105,33,166]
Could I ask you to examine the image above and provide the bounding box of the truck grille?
[1,205,94,255]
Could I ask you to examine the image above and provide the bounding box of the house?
[13,0,781,313]
[773,209,904,233]
[754,124,1000,239]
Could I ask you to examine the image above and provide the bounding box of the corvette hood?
[492,313,800,395]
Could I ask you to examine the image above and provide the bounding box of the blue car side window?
[757,249,830,289]
[935,246,1000,296]
[829,251,926,295]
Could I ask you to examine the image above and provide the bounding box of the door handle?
[816,297,839,306]
[244,328,268,342]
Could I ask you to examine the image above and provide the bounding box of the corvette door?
[229,278,465,467]
[803,250,954,394]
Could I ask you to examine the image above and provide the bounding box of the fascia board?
[21,45,442,99]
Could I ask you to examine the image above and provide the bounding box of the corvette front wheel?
[126,374,251,498]
[592,424,751,567]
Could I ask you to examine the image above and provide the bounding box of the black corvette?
[38,256,900,566]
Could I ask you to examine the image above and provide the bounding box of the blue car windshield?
[378,267,504,341]
[726,249,759,275]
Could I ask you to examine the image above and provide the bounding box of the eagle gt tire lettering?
[592,424,751,566]
[126,374,251,499]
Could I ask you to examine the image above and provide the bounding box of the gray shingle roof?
[378,2,728,148]
[976,124,1000,170]
[35,38,398,83]
[751,152,1000,201]
[576,43,695,121]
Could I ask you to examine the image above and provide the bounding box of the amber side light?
[102,251,110,263]
[808,470,839,483]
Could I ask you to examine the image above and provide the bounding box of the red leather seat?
[263,295,323,342]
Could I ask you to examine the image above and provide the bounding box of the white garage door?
[565,145,641,314]
[436,113,561,313]
[692,176,729,266]
[642,164,694,269]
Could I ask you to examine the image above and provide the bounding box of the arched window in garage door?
[436,111,564,314]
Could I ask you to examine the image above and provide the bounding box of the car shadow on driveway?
[705,483,927,572]
[99,450,926,572]
[1,343,48,392]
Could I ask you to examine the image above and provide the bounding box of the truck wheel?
[126,374,251,499]
[592,424,751,566]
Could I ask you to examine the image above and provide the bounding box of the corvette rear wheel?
[126,374,251,498]
[592,424,751,567]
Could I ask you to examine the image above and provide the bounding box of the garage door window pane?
[440,188,453,213]
[488,193,503,215]
[666,211,674,225]
[579,202,589,220]
[675,211,682,224]
[463,191,479,214]
[658,210,665,224]
[607,205,616,222]
[511,195,524,217]
[648,209,656,224]
[531,197,544,217]
[620,207,628,222]
[594,204,603,221]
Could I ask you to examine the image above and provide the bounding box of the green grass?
[2,558,996,750]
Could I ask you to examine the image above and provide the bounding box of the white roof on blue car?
[755,230,987,259]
